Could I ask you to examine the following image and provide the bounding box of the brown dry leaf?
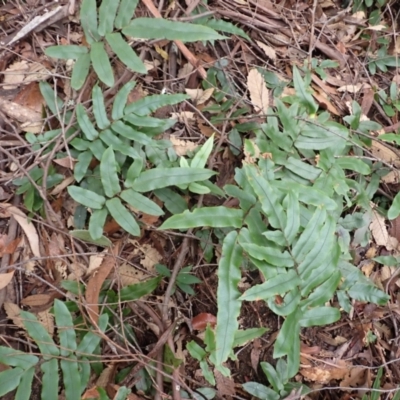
[97,364,115,387]
[21,294,52,307]
[115,263,146,286]
[13,82,45,114]
[0,271,14,290]
[138,244,163,271]
[170,111,195,124]
[68,262,87,280]
[256,40,276,62]
[37,308,55,335]
[337,83,371,93]
[87,253,106,275]
[50,176,75,196]
[197,119,215,137]
[170,135,198,156]
[0,203,41,258]
[177,62,194,83]
[300,360,351,383]
[340,367,365,388]
[86,253,116,325]
[4,301,24,329]
[214,369,236,399]
[53,156,75,169]
[369,208,398,251]
[312,87,340,116]
[247,68,269,114]
[185,88,214,105]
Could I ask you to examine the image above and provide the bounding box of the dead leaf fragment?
[247,68,269,114]
[4,302,24,329]
[370,208,398,251]
[0,271,14,290]
[170,135,198,156]
[256,40,277,62]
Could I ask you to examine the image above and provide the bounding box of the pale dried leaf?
[170,111,195,124]
[115,263,145,286]
[170,135,198,156]
[300,360,351,383]
[256,40,276,61]
[337,83,371,93]
[87,253,105,275]
[50,176,75,195]
[53,157,75,169]
[140,244,163,271]
[4,302,24,329]
[1,205,41,258]
[178,62,194,83]
[0,271,14,290]
[37,308,54,335]
[370,209,398,251]
[21,294,52,307]
[247,68,269,113]
[68,262,86,280]
[185,88,214,105]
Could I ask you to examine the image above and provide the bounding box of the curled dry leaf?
[337,83,371,93]
[4,301,24,329]
[370,208,398,251]
[0,271,14,290]
[247,68,269,114]
[192,312,217,330]
[256,40,276,62]
[170,135,198,156]
[0,204,41,259]
[37,308,54,335]
[185,88,214,105]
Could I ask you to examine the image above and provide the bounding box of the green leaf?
[336,157,371,175]
[70,229,112,247]
[202,18,250,40]
[241,270,300,301]
[154,188,188,214]
[54,299,77,357]
[292,66,318,114]
[125,158,143,187]
[292,207,326,262]
[112,81,136,120]
[77,314,109,356]
[242,382,280,400]
[92,84,110,129]
[124,94,188,116]
[111,120,151,144]
[122,18,226,42]
[260,362,284,393]
[119,277,161,301]
[71,53,91,90]
[273,311,300,358]
[60,356,81,400]
[80,0,100,43]
[241,243,294,268]
[20,311,59,359]
[388,192,400,220]
[106,198,140,236]
[40,82,64,117]
[41,359,59,400]
[121,189,164,216]
[245,165,286,230]
[299,307,340,327]
[114,0,139,29]
[187,341,206,361]
[98,0,120,36]
[0,367,24,397]
[45,45,88,59]
[100,129,139,159]
[76,103,99,140]
[89,208,108,240]
[160,207,243,230]
[0,347,38,369]
[100,146,121,197]
[233,328,268,347]
[132,167,215,192]
[215,231,242,371]
[284,191,300,245]
[347,283,389,305]
[15,367,35,400]
[200,360,216,386]
[285,157,321,180]
[68,186,106,209]
[90,42,114,87]
[191,134,214,169]
[74,150,92,182]
[106,33,147,74]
